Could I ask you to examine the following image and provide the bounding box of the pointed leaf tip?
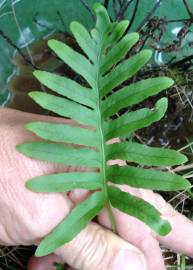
[33,70,40,77]
[25,180,33,191]
[16,143,29,156]
[16,144,22,153]
[33,70,45,80]
[28,91,40,100]
[24,122,32,131]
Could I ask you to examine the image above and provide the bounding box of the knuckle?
[63,224,113,270]
[26,194,71,240]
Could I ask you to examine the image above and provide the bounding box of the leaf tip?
[24,122,34,131]
[155,97,168,115]
[144,49,153,59]
[25,179,33,190]
[166,77,175,87]
[33,70,46,81]
[70,21,79,32]
[185,180,192,190]
[33,70,40,78]
[181,153,188,164]
[35,244,49,257]
[93,2,103,12]
[25,179,39,192]
[158,219,172,236]
[16,143,26,155]
[48,39,59,50]
[28,91,41,100]
[133,32,140,41]
[16,143,22,152]
[156,97,168,106]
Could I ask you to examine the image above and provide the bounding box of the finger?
[0,107,78,126]
[68,189,90,204]
[69,186,165,270]
[1,108,94,177]
[98,208,166,270]
[156,199,193,257]
[138,189,193,257]
[27,254,62,270]
[55,222,147,270]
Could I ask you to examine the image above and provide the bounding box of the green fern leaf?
[108,166,191,191]
[33,71,96,108]
[106,142,187,166]
[104,98,168,140]
[17,142,99,167]
[25,122,97,147]
[28,92,97,126]
[108,186,172,236]
[35,191,105,257]
[26,172,102,192]
[17,3,189,256]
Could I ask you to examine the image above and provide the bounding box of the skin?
[0,107,193,270]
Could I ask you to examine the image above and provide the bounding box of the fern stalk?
[94,16,117,231]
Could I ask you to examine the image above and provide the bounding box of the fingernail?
[112,249,146,270]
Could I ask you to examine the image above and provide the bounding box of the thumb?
[55,222,147,270]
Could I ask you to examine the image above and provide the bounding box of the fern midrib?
[94,31,117,232]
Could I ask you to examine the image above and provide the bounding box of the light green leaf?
[107,165,191,191]
[104,98,168,140]
[108,186,172,236]
[17,142,99,167]
[70,21,96,62]
[35,191,105,256]
[106,142,188,166]
[100,50,152,97]
[102,77,174,118]
[33,71,96,108]
[93,3,110,34]
[25,121,98,147]
[29,92,97,127]
[101,33,139,74]
[107,20,129,46]
[48,39,95,87]
[26,172,102,192]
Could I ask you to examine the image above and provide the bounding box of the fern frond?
[17,2,190,256]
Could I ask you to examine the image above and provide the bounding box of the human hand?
[1,108,193,270]
[0,107,146,270]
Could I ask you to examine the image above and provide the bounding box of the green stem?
[94,33,117,233]
[96,103,117,232]
[107,201,117,232]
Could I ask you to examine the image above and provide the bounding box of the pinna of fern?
[17,3,190,257]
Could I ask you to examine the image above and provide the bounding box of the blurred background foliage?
[0,0,193,106]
